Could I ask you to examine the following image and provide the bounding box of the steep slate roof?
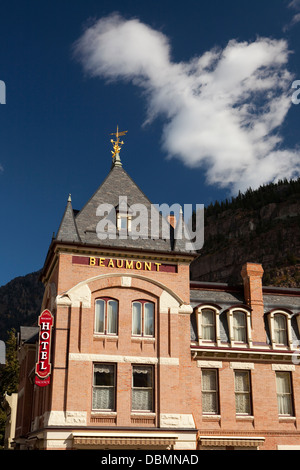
[56,195,81,243]
[55,156,195,255]
[19,326,39,344]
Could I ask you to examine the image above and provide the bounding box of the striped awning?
[199,436,265,448]
[73,436,177,448]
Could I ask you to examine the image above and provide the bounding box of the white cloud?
[284,0,300,30]
[74,14,300,194]
[289,0,300,9]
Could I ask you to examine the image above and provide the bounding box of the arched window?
[268,310,292,349]
[274,314,288,346]
[132,301,154,337]
[232,311,247,342]
[227,307,252,347]
[202,309,216,342]
[95,298,118,335]
[195,305,220,346]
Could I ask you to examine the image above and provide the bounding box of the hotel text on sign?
[35,309,54,387]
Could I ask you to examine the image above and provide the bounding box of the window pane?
[132,302,142,335]
[95,300,105,333]
[120,216,127,229]
[93,388,114,410]
[202,309,216,341]
[202,369,218,414]
[236,393,251,414]
[107,300,118,334]
[144,303,154,336]
[94,364,115,386]
[235,371,251,414]
[235,371,250,392]
[276,372,293,415]
[93,364,115,410]
[233,311,247,342]
[133,366,152,388]
[274,314,287,345]
[132,366,153,411]
[132,389,152,411]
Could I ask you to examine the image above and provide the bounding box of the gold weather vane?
[110,126,128,159]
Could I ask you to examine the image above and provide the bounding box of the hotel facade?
[14,145,300,450]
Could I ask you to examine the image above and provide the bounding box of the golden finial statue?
[110,126,128,159]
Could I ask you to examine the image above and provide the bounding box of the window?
[132,301,154,337]
[274,314,288,345]
[92,364,116,410]
[276,372,294,416]
[202,309,216,342]
[95,298,118,335]
[132,365,154,412]
[268,310,292,349]
[196,305,220,346]
[117,213,130,231]
[227,308,252,347]
[233,311,247,342]
[202,369,219,414]
[116,201,132,233]
[235,371,252,415]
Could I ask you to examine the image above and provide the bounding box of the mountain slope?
[0,271,44,342]
[190,178,300,287]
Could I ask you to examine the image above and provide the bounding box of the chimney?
[167,214,176,228]
[241,263,266,344]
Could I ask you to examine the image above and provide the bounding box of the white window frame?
[196,305,221,347]
[234,369,252,416]
[92,363,116,411]
[276,371,294,417]
[132,301,155,338]
[268,310,293,350]
[132,365,154,412]
[201,368,219,415]
[94,298,118,336]
[227,307,252,348]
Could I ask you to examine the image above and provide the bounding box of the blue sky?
[0,0,300,287]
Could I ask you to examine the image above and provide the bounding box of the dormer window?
[274,314,288,346]
[116,199,132,234]
[232,311,247,343]
[268,310,293,349]
[195,305,221,346]
[202,309,216,342]
[227,307,252,348]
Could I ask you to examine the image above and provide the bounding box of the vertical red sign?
[35,309,54,387]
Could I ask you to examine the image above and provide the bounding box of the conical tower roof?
[54,142,195,254]
[56,194,81,243]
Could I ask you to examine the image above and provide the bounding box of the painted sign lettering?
[72,256,177,273]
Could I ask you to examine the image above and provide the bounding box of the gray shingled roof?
[56,195,81,243]
[19,326,39,344]
[55,158,195,254]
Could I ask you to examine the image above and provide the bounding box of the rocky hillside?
[0,271,44,342]
[190,178,300,287]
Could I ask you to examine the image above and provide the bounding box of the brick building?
[14,147,300,450]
